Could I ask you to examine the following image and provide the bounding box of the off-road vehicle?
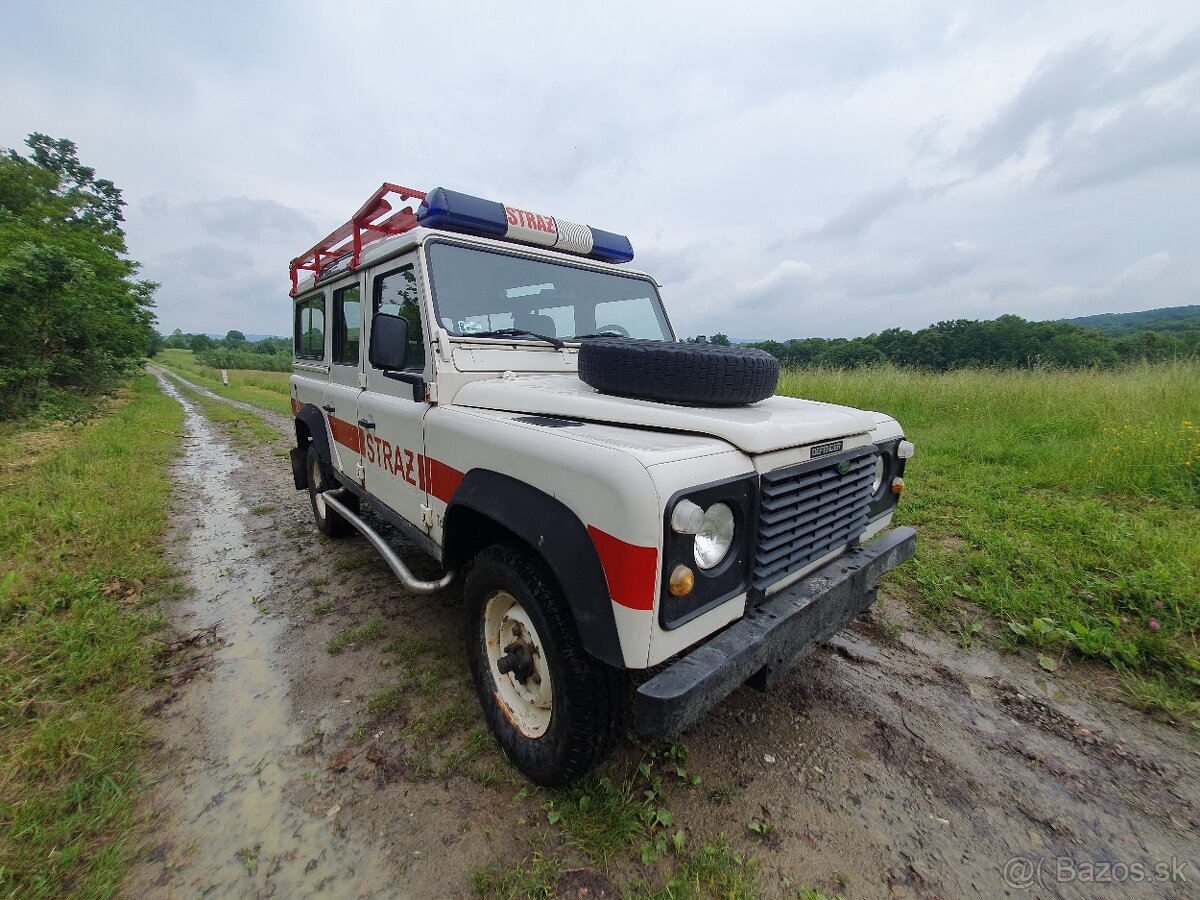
[287,183,916,785]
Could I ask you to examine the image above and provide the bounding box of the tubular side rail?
[321,492,455,595]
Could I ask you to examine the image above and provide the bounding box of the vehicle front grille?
[752,447,877,592]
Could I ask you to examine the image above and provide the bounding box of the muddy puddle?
[133,374,400,898]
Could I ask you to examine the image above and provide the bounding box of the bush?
[195,349,292,372]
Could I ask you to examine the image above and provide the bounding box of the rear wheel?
[306,445,358,537]
[465,543,625,786]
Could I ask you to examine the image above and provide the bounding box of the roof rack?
[289,182,426,296]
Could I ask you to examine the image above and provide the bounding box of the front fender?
[444,469,623,668]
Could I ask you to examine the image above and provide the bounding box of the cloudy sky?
[4,1,1198,339]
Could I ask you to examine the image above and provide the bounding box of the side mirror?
[369,313,409,371]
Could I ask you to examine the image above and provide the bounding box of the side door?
[291,288,329,417]
[323,278,366,481]
[357,254,431,530]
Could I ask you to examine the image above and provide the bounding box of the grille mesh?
[752,448,876,591]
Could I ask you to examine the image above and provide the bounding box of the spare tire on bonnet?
[577,337,780,407]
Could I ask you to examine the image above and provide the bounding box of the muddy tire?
[577,336,779,406]
[465,543,625,786]
[306,445,358,538]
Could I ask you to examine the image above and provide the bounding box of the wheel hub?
[483,590,552,738]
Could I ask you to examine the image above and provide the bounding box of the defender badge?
[811,440,844,459]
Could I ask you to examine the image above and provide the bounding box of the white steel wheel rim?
[309,458,327,517]
[484,590,553,738]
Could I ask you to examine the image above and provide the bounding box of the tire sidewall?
[306,445,338,535]
[465,550,581,785]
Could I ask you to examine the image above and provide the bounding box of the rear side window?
[332,284,361,365]
[295,294,325,359]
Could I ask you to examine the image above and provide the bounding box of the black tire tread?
[578,337,779,407]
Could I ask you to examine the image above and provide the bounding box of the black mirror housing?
[369,313,409,371]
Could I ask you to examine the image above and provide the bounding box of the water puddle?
[148,373,397,898]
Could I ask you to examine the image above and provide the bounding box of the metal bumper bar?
[633,526,916,739]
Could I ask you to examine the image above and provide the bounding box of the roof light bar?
[417,187,634,264]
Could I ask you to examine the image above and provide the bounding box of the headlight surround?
[694,502,735,569]
[660,476,757,630]
[868,438,908,519]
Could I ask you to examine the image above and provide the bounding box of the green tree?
[710,332,732,346]
[0,134,156,418]
[224,329,246,347]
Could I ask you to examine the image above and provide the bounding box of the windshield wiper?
[466,328,564,349]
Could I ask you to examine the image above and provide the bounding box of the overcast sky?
[4,1,1198,339]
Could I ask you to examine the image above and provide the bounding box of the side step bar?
[321,492,455,595]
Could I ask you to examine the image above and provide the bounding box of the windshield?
[425,241,673,342]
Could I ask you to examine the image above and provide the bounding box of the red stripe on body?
[328,415,364,455]
[427,458,464,503]
[291,397,300,416]
[586,525,658,611]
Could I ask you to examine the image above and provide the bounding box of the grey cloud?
[816,179,962,239]
[158,243,256,279]
[955,29,1200,176]
[1039,99,1200,191]
[140,195,314,242]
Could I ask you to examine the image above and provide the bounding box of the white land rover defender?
[288,183,916,785]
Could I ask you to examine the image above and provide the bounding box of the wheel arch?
[444,469,624,668]
[295,404,334,478]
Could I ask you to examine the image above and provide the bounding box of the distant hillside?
[1063,305,1200,337]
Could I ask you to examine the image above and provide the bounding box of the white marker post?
[221,369,229,386]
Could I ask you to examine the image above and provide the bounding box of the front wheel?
[465,543,625,786]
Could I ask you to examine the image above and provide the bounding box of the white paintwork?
[454,374,877,455]
[291,225,911,670]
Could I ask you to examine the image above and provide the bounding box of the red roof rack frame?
[289,182,426,296]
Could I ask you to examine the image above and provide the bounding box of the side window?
[294,293,325,359]
[373,264,425,372]
[332,284,361,365]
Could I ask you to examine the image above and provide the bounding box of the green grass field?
[779,362,1200,719]
[156,348,291,417]
[0,373,183,897]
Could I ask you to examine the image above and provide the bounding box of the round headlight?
[872,454,886,493]
[694,502,735,570]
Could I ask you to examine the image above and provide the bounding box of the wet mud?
[128,371,1200,899]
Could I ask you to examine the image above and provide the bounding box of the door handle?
[357,419,376,429]
[322,404,336,412]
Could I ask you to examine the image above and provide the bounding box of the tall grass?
[780,362,1200,717]
[0,373,183,896]
[156,348,291,417]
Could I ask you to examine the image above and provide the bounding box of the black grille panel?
[752,448,876,591]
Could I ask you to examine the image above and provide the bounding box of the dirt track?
[128,370,1200,899]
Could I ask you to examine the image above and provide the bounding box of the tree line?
[0,134,156,419]
[157,329,292,372]
[741,314,1200,370]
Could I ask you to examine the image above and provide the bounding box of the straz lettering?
[362,433,420,487]
[811,440,844,459]
[504,206,557,235]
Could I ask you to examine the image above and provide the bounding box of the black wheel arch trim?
[444,469,624,668]
[295,403,335,481]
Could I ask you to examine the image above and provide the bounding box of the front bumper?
[633,526,916,739]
